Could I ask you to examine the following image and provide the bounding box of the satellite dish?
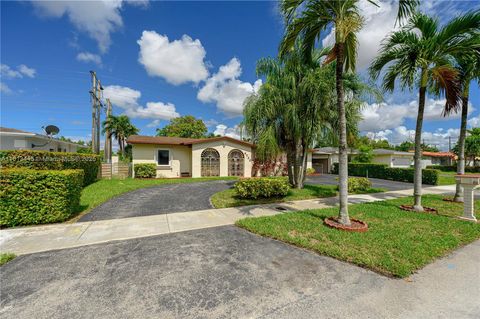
[44,125,60,136]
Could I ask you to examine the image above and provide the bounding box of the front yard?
[211,184,385,208]
[236,194,480,278]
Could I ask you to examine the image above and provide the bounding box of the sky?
[1,0,479,151]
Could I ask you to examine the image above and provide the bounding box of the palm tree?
[452,52,479,202]
[102,115,139,156]
[370,11,480,211]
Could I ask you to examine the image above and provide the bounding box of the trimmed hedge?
[333,163,440,185]
[347,177,372,193]
[234,177,290,199]
[0,168,84,227]
[134,163,156,178]
[426,165,480,173]
[0,150,100,186]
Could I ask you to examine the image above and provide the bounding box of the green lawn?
[437,171,456,185]
[0,253,16,266]
[73,177,237,221]
[236,194,480,278]
[211,184,385,208]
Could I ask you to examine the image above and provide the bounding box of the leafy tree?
[355,145,373,163]
[279,0,417,225]
[452,52,480,201]
[370,11,479,212]
[453,128,480,167]
[156,115,207,139]
[102,115,139,157]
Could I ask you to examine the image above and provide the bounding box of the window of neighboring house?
[49,148,54,152]
[156,149,170,166]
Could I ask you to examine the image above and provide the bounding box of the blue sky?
[1,0,479,150]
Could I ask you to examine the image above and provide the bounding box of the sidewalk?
[0,185,456,255]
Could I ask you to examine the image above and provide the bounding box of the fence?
[101,162,131,179]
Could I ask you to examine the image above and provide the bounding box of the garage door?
[312,159,329,173]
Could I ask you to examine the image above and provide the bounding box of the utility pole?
[448,136,452,152]
[89,71,104,154]
[104,98,112,163]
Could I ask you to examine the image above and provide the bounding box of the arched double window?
[228,150,244,177]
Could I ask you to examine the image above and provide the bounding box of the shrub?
[426,165,480,173]
[234,177,290,199]
[333,163,440,185]
[306,168,316,175]
[0,168,84,227]
[347,177,372,193]
[0,150,100,186]
[134,163,156,178]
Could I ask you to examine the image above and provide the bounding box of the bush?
[426,165,480,173]
[0,168,84,227]
[347,177,372,193]
[234,177,290,199]
[134,163,156,178]
[306,168,316,175]
[0,150,100,186]
[333,163,440,185]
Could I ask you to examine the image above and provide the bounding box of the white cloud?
[137,31,209,85]
[213,124,242,139]
[360,98,475,131]
[204,119,219,128]
[197,58,262,116]
[146,119,161,128]
[366,126,460,151]
[103,85,179,120]
[0,82,12,94]
[31,0,142,53]
[76,52,102,65]
[468,114,480,128]
[1,64,36,79]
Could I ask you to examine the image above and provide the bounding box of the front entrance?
[228,150,244,177]
[312,158,329,174]
[201,148,220,177]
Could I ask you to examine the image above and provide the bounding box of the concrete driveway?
[79,180,234,222]
[307,174,423,191]
[1,226,479,319]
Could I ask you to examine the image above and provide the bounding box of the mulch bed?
[442,198,463,203]
[399,205,438,214]
[324,217,368,232]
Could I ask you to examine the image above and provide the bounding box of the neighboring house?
[421,151,455,166]
[310,147,359,173]
[0,127,86,152]
[128,135,255,178]
[371,149,414,168]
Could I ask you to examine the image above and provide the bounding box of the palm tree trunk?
[286,148,295,186]
[336,42,350,225]
[454,85,469,202]
[413,84,427,212]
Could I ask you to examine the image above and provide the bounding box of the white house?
[371,149,414,167]
[0,127,87,152]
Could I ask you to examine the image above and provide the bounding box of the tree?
[279,0,417,225]
[453,128,480,167]
[355,145,373,163]
[102,115,139,157]
[370,11,479,211]
[452,53,480,201]
[156,115,207,139]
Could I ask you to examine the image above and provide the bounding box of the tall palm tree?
[370,11,480,211]
[452,52,480,202]
[102,115,139,156]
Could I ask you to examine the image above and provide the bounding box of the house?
[127,135,255,178]
[310,147,414,173]
[371,149,414,167]
[0,127,87,152]
[421,151,455,166]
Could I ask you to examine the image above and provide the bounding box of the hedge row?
[332,163,440,185]
[426,165,480,173]
[134,163,156,178]
[0,150,100,186]
[0,168,84,227]
[234,177,290,199]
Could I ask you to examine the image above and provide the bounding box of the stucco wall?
[191,140,253,178]
[391,155,413,167]
[306,152,312,169]
[132,144,192,178]
[0,135,82,152]
[372,155,392,166]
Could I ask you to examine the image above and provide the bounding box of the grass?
[236,194,480,278]
[0,253,16,266]
[210,184,385,208]
[73,177,237,220]
[437,171,456,185]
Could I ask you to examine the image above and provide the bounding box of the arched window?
[228,150,244,177]
[201,148,220,177]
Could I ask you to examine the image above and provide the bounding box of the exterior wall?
[306,152,312,169]
[372,154,393,166]
[0,135,82,152]
[132,144,192,178]
[191,140,253,178]
[392,155,413,167]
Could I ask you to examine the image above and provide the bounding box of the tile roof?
[421,151,455,158]
[0,127,34,134]
[126,135,255,148]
